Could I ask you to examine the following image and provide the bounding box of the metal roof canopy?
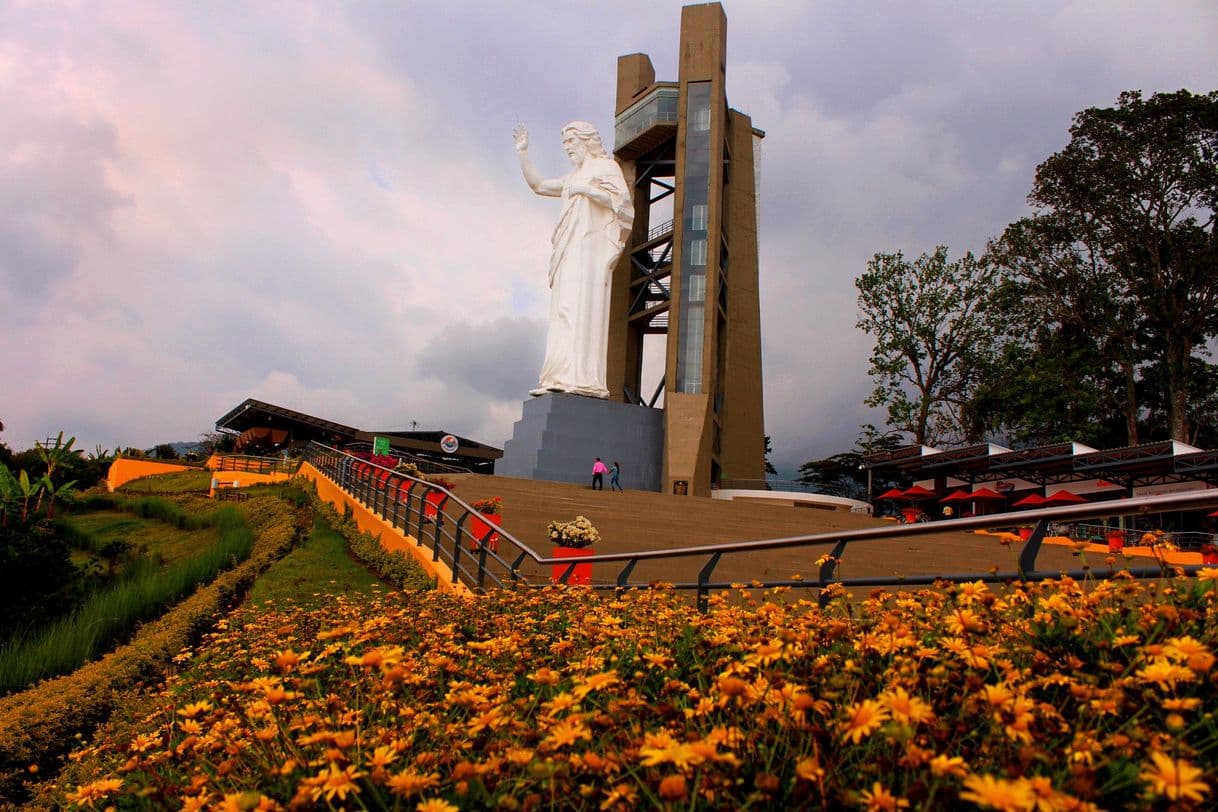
[915,443,1012,479]
[215,398,503,464]
[866,439,1214,492]
[982,442,1099,485]
[1074,441,1202,478]
[215,398,360,438]
[1176,451,1218,483]
[862,445,943,472]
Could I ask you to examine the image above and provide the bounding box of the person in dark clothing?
[609,460,622,491]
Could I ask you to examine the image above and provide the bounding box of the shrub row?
[0,493,304,803]
[307,483,436,592]
[120,496,216,530]
[71,492,217,530]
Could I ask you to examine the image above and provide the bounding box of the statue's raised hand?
[513,124,529,153]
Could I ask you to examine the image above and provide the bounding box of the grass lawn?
[244,513,382,609]
[119,469,213,493]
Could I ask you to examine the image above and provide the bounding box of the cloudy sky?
[2,1,1216,476]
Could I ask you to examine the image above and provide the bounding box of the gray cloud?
[416,317,546,402]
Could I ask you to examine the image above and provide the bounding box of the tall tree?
[993,90,1218,442]
[984,217,1144,445]
[856,247,1004,446]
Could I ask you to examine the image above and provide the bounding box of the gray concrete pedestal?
[497,393,664,491]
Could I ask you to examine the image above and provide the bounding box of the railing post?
[452,513,470,584]
[817,540,847,608]
[697,552,723,613]
[431,504,446,562]
[1019,519,1050,578]
[406,482,424,541]
[510,551,528,582]
[377,475,389,516]
[476,541,490,592]
[616,558,639,593]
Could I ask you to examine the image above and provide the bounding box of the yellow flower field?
[45,572,1218,810]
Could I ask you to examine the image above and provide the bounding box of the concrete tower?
[608,3,765,496]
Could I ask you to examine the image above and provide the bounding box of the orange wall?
[298,463,469,595]
[106,458,194,492]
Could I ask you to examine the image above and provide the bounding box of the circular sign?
[439,434,459,454]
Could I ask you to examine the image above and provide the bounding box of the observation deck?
[614,84,679,159]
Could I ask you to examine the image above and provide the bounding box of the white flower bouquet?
[547,515,600,548]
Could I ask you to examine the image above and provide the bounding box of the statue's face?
[562,132,588,166]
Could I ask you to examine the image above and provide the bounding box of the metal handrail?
[216,454,301,476]
[303,444,537,591]
[646,219,674,242]
[302,443,1218,610]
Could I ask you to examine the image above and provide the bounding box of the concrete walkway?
[446,474,1086,588]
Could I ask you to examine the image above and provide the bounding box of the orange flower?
[541,719,591,751]
[839,699,889,744]
[415,800,459,812]
[529,666,561,686]
[658,774,687,802]
[1162,636,1214,673]
[273,649,302,671]
[958,774,1035,811]
[717,675,749,697]
[65,777,123,808]
[1140,751,1209,803]
[860,781,909,811]
[387,769,441,797]
[309,762,364,802]
[929,755,968,778]
[178,701,213,719]
[882,686,934,726]
[1136,660,1196,689]
[795,756,824,782]
[600,783,639,809]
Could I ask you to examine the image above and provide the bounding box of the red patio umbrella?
[1012,493,1046,508]
[900,485,938,500]
[939,489,974,503]
[875,487,906,501]
[964,487,1007,502]
[1043,490,1087,506]
[1207,510,1218,518]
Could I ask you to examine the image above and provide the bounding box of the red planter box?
[551,546,593,585]
[423,490,449,521]
[468,512,501,552]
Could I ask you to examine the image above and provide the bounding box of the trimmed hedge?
[0,493,304,802]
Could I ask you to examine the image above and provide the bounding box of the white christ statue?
[514,121,633,399]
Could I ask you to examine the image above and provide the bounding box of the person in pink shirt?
[591,457,607,490]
